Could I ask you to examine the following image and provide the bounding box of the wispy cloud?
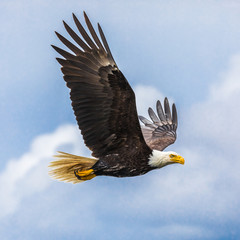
[0,124,84,218]
[188,53,240,149]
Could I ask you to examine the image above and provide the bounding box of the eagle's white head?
[148,150,185,168]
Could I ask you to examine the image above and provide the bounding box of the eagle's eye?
[170,154,175,158]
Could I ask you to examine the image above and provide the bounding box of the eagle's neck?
[148,150,170,168]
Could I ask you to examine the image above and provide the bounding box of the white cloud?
[188,53,240,149]
[0,124,83,218]
[210,54,240,101]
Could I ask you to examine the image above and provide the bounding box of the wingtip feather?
[156,100,166,122]
[172,103,178,128]
[164,97,172,122]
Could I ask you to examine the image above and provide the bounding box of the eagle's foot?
[74,169,96,181]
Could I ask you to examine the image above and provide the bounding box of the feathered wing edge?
[52,11,117,69]
[139,97,178,150]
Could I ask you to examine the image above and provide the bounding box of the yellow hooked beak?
[170,155,185,165]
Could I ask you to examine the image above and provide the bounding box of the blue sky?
[1,0,240,239]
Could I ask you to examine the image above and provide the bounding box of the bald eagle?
[49,12,184,183]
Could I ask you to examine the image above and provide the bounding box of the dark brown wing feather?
[53,12,149,158]
[139,98,177,151]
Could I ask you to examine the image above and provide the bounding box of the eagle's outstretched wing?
[52,12,150,158]
[139,98,177,151]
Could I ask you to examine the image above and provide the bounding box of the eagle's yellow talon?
[76,169,94,177]
[75,169,96,181]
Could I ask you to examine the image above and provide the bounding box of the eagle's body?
[93,147,153,177]
[49,12,184,183]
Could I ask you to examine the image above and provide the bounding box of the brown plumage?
[49,12,183,183]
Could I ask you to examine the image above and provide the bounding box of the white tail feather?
[48,151,98,184]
